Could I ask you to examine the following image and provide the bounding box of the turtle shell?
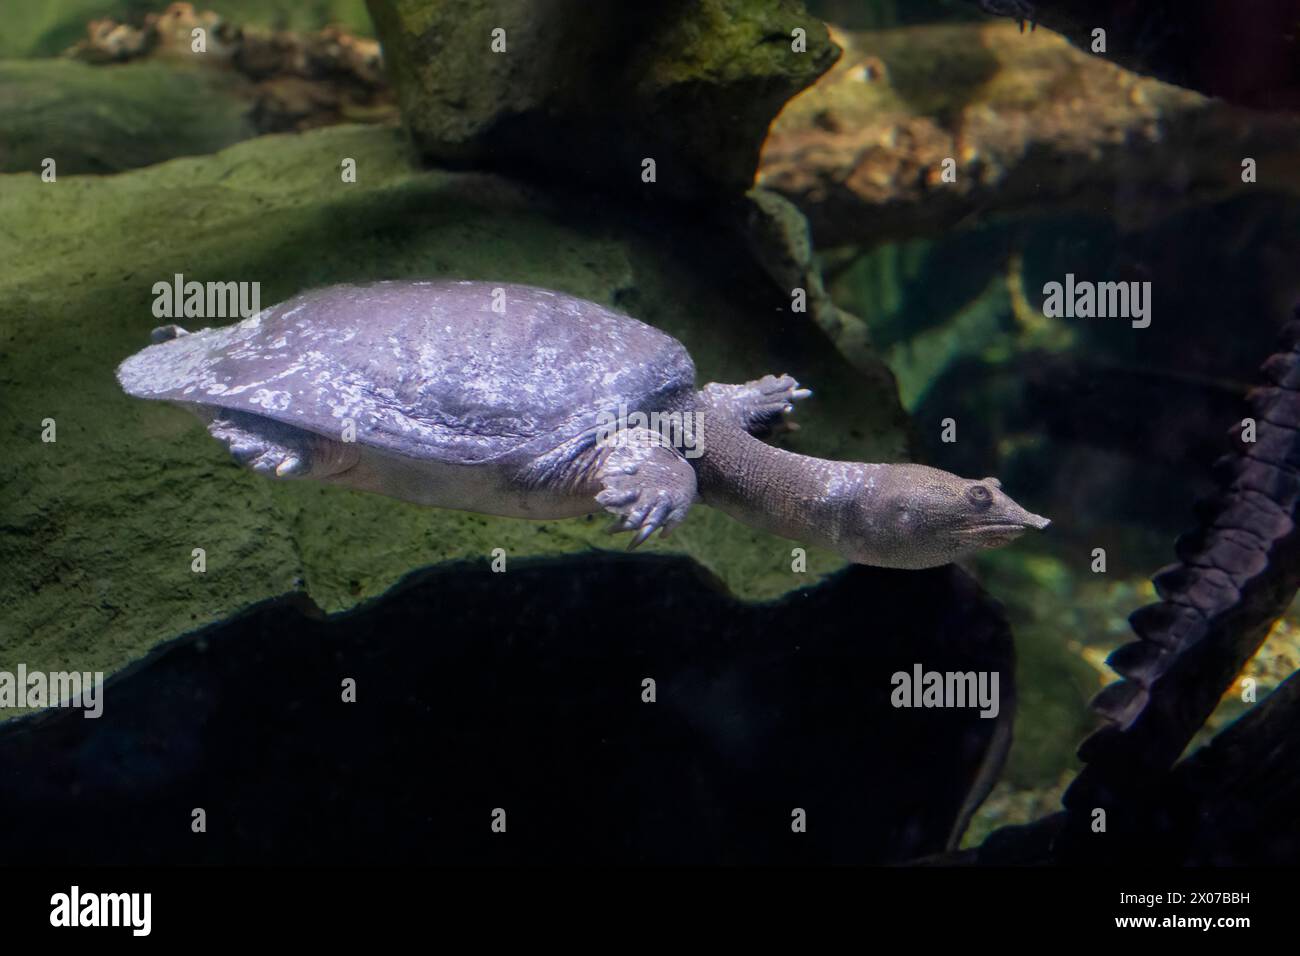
[116,280,697,463]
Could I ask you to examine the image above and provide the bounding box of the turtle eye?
[967,485,993,509]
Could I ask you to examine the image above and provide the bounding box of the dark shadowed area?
[0,556,1012,864]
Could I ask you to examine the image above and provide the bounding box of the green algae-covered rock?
[366,0,838,199]
[0,59,255,174]
[0,125,908,719]
[0,0,373,59]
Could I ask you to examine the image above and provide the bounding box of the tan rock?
[760,23,1300,247]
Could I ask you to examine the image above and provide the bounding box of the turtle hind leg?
[206,409,356,480]
[700,374,812,438]
[593,427,697,547]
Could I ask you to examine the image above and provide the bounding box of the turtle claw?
[227,441,261,466]
[706,374,813,437]
[633,500,675,548]
[603,486,692,548]
[754,373,812,415]
[276,456,305,478]
[250,453,280,476]
[208,412,315,480]
[615,495,681,549]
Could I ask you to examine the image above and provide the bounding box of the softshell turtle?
[117,280,1048,568]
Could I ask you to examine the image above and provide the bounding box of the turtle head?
[841,463,1049,569]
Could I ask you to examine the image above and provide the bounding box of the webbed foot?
[701,375,813,437]
[594,427,697,548]
[207,410,322,480]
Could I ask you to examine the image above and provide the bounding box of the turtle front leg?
[594,427,697,548]
[699,375,812,438]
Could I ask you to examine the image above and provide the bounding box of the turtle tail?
[150,324,190,343]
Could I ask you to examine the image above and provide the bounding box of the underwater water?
[2,0,1300,899]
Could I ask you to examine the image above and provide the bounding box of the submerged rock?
[738,187,890,387]
[63,3,395,134]
[0,59,254,174]
[761,22,1300,248]
[0,6,394,174]
[0,124,909,715]
[0,0,373,59]
[963,0,1300,112]
[367,0,838,200]
[0,555,1013,863]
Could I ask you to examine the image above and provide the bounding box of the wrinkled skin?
[692,384,1050,569]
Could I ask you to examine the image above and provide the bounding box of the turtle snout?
[998,494,1050,532]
